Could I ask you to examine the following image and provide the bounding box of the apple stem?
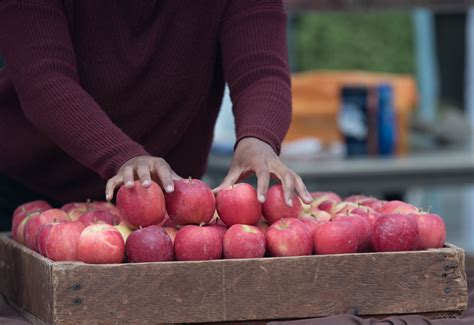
[199,221,206,227]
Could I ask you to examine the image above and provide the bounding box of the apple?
[333,214,371,252]
[265,218,312,257]
[313,221,359,255]
[13,200,51,217]
[330,202,359,215]
[377,200,418,214]
[223,225,266,259]
[216,183,261,226]
[63,203,90,221]
[256,221,269,235]
[24,209,69,251]
[165,178,215,225]
[77,224,125,264]
[126,226,174,262]
[310,191,341,203]
[262,184,302,224]
[79,210,118,226]
[91,201,121,219]
[44,222,85,261]
[344,195,372,203]
[299,215,321,236]
[115,222,133,243]
[317,200,338,213]
[413,213,446,249]
[372,214,420,252]
[14,211,41,244]
[117,181,166,228]
[36,223,54,256]
[209,224,227,241]
[360,199,386,211]
[163,227,178,243]
[174,225,222,261]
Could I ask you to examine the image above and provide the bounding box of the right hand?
[105,155,183,201]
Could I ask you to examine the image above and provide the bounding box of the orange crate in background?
[287,70,418,155]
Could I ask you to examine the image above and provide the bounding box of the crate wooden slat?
[0,233,468,324]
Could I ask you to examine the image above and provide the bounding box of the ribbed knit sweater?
[0,0,291,203]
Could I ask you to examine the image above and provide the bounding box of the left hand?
[213,137,313,207]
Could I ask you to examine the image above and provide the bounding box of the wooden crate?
[0,233,467,324]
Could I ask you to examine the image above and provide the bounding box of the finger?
[105,175,123,201]
[171,171,184,181]
[136,162,152,188]
[280,170,295,207]
[293,172,312,204]
[256,169,270,203]
[213,167,242,193]
[154,161,174,193]
[122,165,135,188]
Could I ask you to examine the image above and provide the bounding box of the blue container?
[377,84,397,156]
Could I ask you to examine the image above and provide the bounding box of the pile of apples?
[10,178,446,264]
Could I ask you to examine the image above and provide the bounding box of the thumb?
[212,167,242,194]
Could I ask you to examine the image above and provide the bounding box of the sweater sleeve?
[220,0,292,154]
[0,0,149,179]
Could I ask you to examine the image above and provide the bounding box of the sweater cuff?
[235,127,283,155]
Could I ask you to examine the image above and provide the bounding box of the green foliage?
[294,12,415,74]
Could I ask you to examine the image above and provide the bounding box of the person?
[0,0,313,230]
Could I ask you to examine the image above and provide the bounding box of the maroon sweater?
[0,0,291,203]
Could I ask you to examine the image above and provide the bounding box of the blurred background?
[206,2,474,260]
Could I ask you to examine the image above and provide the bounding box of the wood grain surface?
[0,233,468,324]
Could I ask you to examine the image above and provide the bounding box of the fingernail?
[287,198,293,207]
[259,195,265,203]
[142,180,151,187]
[166,185,174,193]
[306,195,313,202]
[106,195,111,201]
[125,181,133,187]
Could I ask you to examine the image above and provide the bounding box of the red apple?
[13,200,51,217]
[265,218,313,257]
[313,221,359,255]
[24,209,69,251]
[360,199,386,211]
[165,178,215,225]
[377,200,418,214]
[36,223,54,256]
[79,210,118,226]
[333,214,371,252]
[90,201,121,219]
[223,225,265,259]
[126,226,174,262]
[299,215,321,236]
[14,211,41,244]
[209,224,227,241]
[216,183,261,226]
[117,181,166,228]
[115,223,133,243]
[372,214,419,252]
[174,225,222,261]
[45,222,85,261]
[317,200,338,213]
[262,184,302,224]
[413,213,446,249]
[344,195,372,203]
[310,192,342,203]
[77,224,125,264]
[163,227,178,243]
[63,203,90,221]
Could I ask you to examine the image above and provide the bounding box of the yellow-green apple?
[174,225,222,261]
[115,222,133,243]
[77,224,125,264]
[117,181,166,228]
[372,214,419,252]
[223,224,265,259]
[313,221,359,254]
[330,202,359,215]
[265,218,313,257]
[412,213,446,249]
[165,178,215,225]
[24,209,69,251]
[125,226,174,262]
[44,221,85,261]
[377,200,418,214]
[216,183,261,226]
[262,184,302,224]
